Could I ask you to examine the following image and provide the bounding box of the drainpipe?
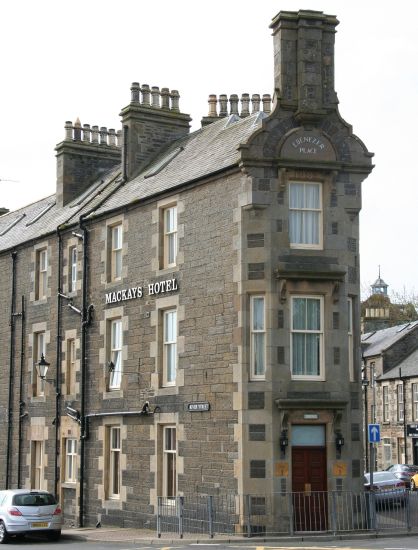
[17,295,26,488]
[54,230,63,498]
[6,251,17,489]
[78,223,88,528]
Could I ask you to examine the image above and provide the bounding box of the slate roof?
[0,112,265,253]
[361,321,418,358]
[379,348,418,380]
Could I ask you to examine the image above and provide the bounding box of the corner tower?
[234,9,374,528]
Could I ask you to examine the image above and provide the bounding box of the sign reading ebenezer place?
[280,130,336,162]
[105,277,178,304]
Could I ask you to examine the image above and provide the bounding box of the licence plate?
[31,522,48,528]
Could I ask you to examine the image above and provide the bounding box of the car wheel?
[0,521,9,544]
[47,530,61,542]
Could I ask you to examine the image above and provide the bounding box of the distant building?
[361,271,418,333]
[362,322,418,470]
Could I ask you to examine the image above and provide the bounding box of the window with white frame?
[69,246,77,292]
[65,438,77,483]
[36,248,48,300]
[163,426,177,498]
[108,426,121,498]
[347,298,354,381]
[289,182,322,248]
[383,438,392,469]
[110,224,122,281]
[66,339,76,395]
[397,383,404,422]
[250,296,265,379]
[383,386,390,422]
[163,309,177,386]
[413,383,418,421]
[291,296,323,379]
[34,332,46,397]
[109,319,122,390]
[163,206,177,268]
[31,441,43,489]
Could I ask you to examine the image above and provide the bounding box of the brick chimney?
[270,10,339,122]
[55,119,122,207]
[120,83,191,180]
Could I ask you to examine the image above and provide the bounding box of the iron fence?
[156,490,418,537]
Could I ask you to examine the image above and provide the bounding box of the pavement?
[61,526,407,545]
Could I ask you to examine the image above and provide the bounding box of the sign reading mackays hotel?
[105,277,178,304]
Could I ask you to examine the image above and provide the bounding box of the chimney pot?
[91,125,99,144]
[170,90,180,112]
[141,84,151,106]
[161,88,170,110]
[131,82,140,103]
[241,93,250,117]
[74,118,82,141]
[208,95,218,117]
[229,94,239,115]
[251,94,261,113]
[151,87,160,109]
[108,128,116,147]
[64,121,73,141]
[219,94,228,117]
[83,124,91,142]
[100,127,108,145]
[262,94,271,114]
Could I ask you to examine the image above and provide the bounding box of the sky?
[1,0,417,297]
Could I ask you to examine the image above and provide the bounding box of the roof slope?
[362,321,418,358]
[379,347,418,380]
[0,113,264,252]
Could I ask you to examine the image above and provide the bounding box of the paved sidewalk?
[61,526,399,545]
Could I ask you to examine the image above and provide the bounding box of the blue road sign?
[368,423,381,443]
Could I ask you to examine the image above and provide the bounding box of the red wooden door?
[292,447,327,531]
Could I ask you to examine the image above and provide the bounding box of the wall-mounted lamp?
[35,354,51,380]
[66,405,81,424]
[336,433,344,457]
[279,430,289,454]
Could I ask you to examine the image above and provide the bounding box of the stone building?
[0,10,373,532]
[362,322,418,471]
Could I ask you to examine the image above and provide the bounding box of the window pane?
[253,333,265,376]
[165,311,176,342]
[289,183,304,208]
[306,299,320,330]
[293,298,306,330]
[305,183,319,208]
[252,297,264,330]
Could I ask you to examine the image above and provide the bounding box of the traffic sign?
[368,423,381,443]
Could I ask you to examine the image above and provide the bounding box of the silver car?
[0,489,62,543]
[364,471,407,505]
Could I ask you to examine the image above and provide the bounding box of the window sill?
[61,482,77,489]
[104,390,123,399]
[31,395,46,403]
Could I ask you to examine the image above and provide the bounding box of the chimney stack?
[55,119,121,207]
[270,10,339,122]
[120,83,191,180]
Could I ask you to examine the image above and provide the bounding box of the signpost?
[368,423,380,530]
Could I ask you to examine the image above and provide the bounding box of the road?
[5,535,418,550]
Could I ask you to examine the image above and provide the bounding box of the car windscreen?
[12,493,56,506]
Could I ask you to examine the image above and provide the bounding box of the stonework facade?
[0,10,373,531]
